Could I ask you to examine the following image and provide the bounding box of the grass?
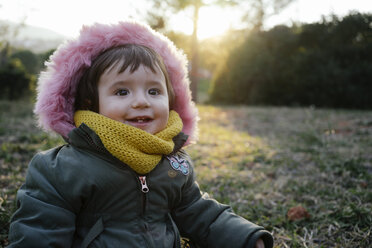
[0,100,64,247]
[1,101,371,247]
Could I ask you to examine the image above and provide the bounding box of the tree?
[147,0,202,102]
[146,0,296,102]
[0,36,36,101]
[210,12,372,109]
[0,58,33,100]
[10,50,39,74]
[189,0,201,102]
[147,0,238,102]
[240,0,295,31]
[0,18,25,51]
[0,42,10,68]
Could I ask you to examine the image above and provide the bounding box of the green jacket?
[8,124,273,248]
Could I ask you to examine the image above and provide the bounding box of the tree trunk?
[190,1,201,102]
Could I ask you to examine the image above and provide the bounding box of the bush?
[10,50,40,74]
[210,12,372,109]
[0,59,34,100]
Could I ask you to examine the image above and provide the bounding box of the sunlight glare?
[171,5,238,40]
[197,6,234,40]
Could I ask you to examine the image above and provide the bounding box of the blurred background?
[0,0,371,108]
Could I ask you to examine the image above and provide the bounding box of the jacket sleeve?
[8,150,80,248]
[171,155,274,248]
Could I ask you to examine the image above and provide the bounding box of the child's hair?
[75,44,175,112]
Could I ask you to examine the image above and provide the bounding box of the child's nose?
[131,93,150,108]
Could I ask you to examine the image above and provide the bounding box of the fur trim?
[34,21,198,145]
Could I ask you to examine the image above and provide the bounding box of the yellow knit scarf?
[74,110,183,174]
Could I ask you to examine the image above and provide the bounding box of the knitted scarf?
[74,110,183,174]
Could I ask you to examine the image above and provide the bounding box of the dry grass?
[1,101,371,247]
[186,105,372,248]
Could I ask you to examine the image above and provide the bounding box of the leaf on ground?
[287,205,310,221]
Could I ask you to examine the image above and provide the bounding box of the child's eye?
[148,88,161,95]
[115,89,129,96]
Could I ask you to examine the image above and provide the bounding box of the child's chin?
[126,121,166,135]
[128,124,153,134]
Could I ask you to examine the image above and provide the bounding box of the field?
[1,100,371,247]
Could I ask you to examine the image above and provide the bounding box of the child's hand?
[255,238,265,248]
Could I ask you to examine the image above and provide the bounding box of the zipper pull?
[138,176,149,193]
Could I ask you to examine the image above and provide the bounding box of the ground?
[1,101,371,247]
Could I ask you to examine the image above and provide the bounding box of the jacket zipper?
[138,176,155,247]
[79,129,157,247]
[138,176,149,215]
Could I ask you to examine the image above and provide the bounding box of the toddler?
[8,21,273,248]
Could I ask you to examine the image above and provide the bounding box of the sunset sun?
[197,6,235,39]
[171,5,238,40]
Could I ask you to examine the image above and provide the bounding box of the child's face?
[97,63,169,134]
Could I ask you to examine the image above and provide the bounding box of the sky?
[0,0,371,40]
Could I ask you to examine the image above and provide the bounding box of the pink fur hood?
[34,21,198,145]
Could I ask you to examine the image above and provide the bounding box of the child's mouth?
[127,117,152,124]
